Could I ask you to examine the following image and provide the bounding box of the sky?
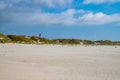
[0,0,120,41]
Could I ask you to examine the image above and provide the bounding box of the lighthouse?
[39,33,41,39]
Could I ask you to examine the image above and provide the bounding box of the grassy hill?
[7,35,34,43]
[0,33,11,43]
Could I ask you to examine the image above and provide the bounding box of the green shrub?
[8,35,33,43]
[54,39,81,44]
[95,40,113,45]
[0,33,11,43]
[83,40,94,45]
[31,36,40,41]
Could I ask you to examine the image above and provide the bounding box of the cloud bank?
[2,0,72,9]
[34,0,72,8]
[0,0,120,27]
[3,9,120,26]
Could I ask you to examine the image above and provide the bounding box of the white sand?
[0,44,120,80]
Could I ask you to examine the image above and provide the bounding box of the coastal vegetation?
[0,33,120,45]
[7,35,34,43]
[0,33,11,43]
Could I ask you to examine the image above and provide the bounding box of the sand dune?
[0,44,120,80]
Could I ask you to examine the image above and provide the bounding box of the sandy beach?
[0,43,120,80]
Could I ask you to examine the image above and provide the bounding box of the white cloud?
[9,0,72,8]
[77,12,120,25]
[3,9,120,26]
[21,9,76,25]
[25,9,90,25]
[83,0,120,4]
[34,0,72,8]
[10,0,30,3]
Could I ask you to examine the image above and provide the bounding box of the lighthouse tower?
[39,33,41,39]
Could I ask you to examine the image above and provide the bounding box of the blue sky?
[0,0,120,41]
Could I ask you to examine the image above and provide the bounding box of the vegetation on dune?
[54,39,81,44]
[31,36,40,41]
[0,33,11,43]
[83,40,95,45]
[7,35,34,43]
[31,36,57,44]
[95,40,119,45]
[0,33,120,45]
[42,38,57,44]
